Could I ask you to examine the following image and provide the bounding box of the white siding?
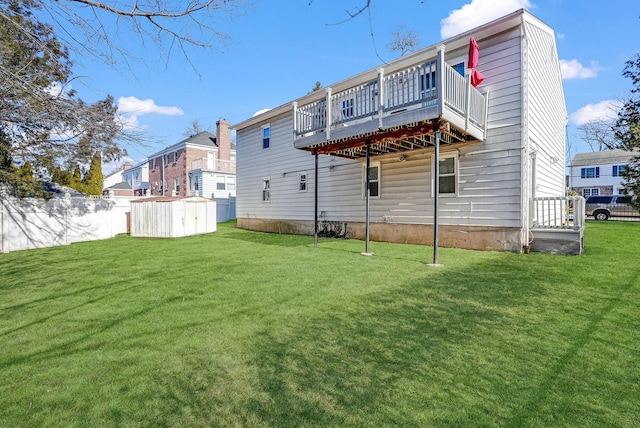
[523,18,567,200]
[236,11,566,234]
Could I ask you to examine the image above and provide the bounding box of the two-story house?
[233,9,582,254]
[569,149,635,197]
[122,160,150,196]
[148,119,236,198]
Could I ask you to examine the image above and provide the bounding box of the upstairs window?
[174,151,179,164]
[452,62,465,76]
[613,165,626,177]
[262,125,270,149]
[581,167,599,179]
[164,154,170,166]
[342,99,354,118]
[152,158,157,170]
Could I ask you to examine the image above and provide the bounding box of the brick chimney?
[216,119,231,161]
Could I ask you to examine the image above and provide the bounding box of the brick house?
[148,120,235,198]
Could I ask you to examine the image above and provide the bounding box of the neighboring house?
[148,120,236,199]
[102,161,131,190]
[233,9,581,254]
[102,181,133,197]
[569,149,635,197]
[122,160,150,196]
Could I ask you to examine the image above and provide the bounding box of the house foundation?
[237,218,523,252]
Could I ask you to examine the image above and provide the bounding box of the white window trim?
[362,161,381,199]
[431,151,459,197]
[262,177,271,202]
[262,124,271,150]
[299,172,307,192]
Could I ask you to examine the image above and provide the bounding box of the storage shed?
[130,197,216,238]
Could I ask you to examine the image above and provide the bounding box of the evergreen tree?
[82,153,104,195]
[613,53,640,208]
[70,165,83,193]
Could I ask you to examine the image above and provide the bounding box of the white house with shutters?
[569,149,635,197]
[233,9,584,254]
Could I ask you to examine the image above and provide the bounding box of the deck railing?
[294,49,487,139]
[531,196,585,230]
[190,158,236,173]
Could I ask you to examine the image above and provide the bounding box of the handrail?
[293,57,487,139]
[190,158,236,172]
[531,196,585,230]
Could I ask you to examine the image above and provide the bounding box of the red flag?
[468,37,484,87]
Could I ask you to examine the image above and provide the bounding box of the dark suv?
[585,195,640,220]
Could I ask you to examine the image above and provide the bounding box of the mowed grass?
[1,221,639,427]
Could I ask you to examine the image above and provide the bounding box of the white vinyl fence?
[0,195,130,253]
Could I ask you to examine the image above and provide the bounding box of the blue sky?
[64,0,640,171]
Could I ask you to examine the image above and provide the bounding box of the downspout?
[520,16,531,251]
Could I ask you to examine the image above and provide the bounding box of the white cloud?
[560,59,602,80]
[441,0,531,39]
[253,108,272,117]
[569,100,622,126]
[117,96,184,116]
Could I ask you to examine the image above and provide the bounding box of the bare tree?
[387,25,420,57]
[578,119,616,152]
[182,119,210,138]
[35,0,249,70]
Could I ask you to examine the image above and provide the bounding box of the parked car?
[585,195,640,220]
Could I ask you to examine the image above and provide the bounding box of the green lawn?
[1,221,639,427]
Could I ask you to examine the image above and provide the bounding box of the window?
[437,152,458,195]
[580,167,599,179]
[227,177,236,192]
[262,125,270,149]
[193,178,199,191]
[299,172,307,192]
[152,158,157,170]
[164,154,170,166]
[583,188,599,197]
[363,162,380,198]
[174,151,179,164]
[174,178,180,194]
[452,62,465,76]
[262,178,270,202]
[217,176,226,190]
[342,99,354,118]
[420,70,437,98]
[613,165,627,177]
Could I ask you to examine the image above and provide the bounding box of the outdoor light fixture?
[399,155,407,162]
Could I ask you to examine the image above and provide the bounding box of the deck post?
[314,151,319,248]
[362,141,372,256]
[436,44,446,117]
[428,129,442,267]
[325,87,332,140]
[292,101,298,139]
[464,73,471,131]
